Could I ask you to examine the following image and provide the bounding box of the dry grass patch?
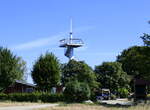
[0,101,42,107]
[36,104,110,110]
[36,104,150,110]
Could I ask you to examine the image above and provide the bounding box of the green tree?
[140,21,150,46]
[117,46,150,80]
[31,52,61,91]
[0,47,26,91]
[62,60,99,91]
[140,33,150,46]
[95,62,130,93]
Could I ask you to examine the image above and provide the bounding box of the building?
[4,80,36,94]
[134,78,150,100]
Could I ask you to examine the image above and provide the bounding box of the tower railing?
[60,38,84,46]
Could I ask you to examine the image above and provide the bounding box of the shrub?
[9,92,40,102]
[40,93,64,102]
[0,93,8,101]
[0,92,64,102]
[64,81,91,102]
[117,88,129,98]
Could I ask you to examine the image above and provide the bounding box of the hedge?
[0,92,64,102]
[0,93,8,101]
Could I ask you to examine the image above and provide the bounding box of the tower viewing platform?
[59,38,84,48]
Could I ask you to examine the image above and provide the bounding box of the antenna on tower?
[70,18,73,39]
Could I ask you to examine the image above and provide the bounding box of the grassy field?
[36,103,150,110]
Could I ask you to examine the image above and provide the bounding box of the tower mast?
[70,18,73,39]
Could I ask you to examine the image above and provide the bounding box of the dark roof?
[135,78,150,85]
[15,80,36,87]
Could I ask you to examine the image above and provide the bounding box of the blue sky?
[0,0,150,83]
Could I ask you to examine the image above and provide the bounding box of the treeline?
[0,30,150,102]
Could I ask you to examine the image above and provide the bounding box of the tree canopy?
[31,52,61,91]
[117,46,150,80]
[62,60,99,91]
[95,62,130,93]
[140,33,150,46]
[0,47,26,91]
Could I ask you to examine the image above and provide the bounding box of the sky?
[0,0,150,83]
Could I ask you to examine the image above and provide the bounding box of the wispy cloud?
[12,34,63,50]
[11,26,94,51]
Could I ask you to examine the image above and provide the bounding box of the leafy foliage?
[64,80,91,102]
[32,52,61,91]
[95,62,130,93]
[0,92,64,102]
[117,88,129,98]
[140,33,150,46]
[0,47,26,91]
[62,60,99,92]
[117,46,150,80]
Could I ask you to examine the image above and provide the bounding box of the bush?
[40,93,64,102]
[9,92,41,102]
[0,93,8,101]
[117,88,129,98]
[64,81,91,102]
[0,92,64,102]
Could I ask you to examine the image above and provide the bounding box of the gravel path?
[0,104,58,110]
